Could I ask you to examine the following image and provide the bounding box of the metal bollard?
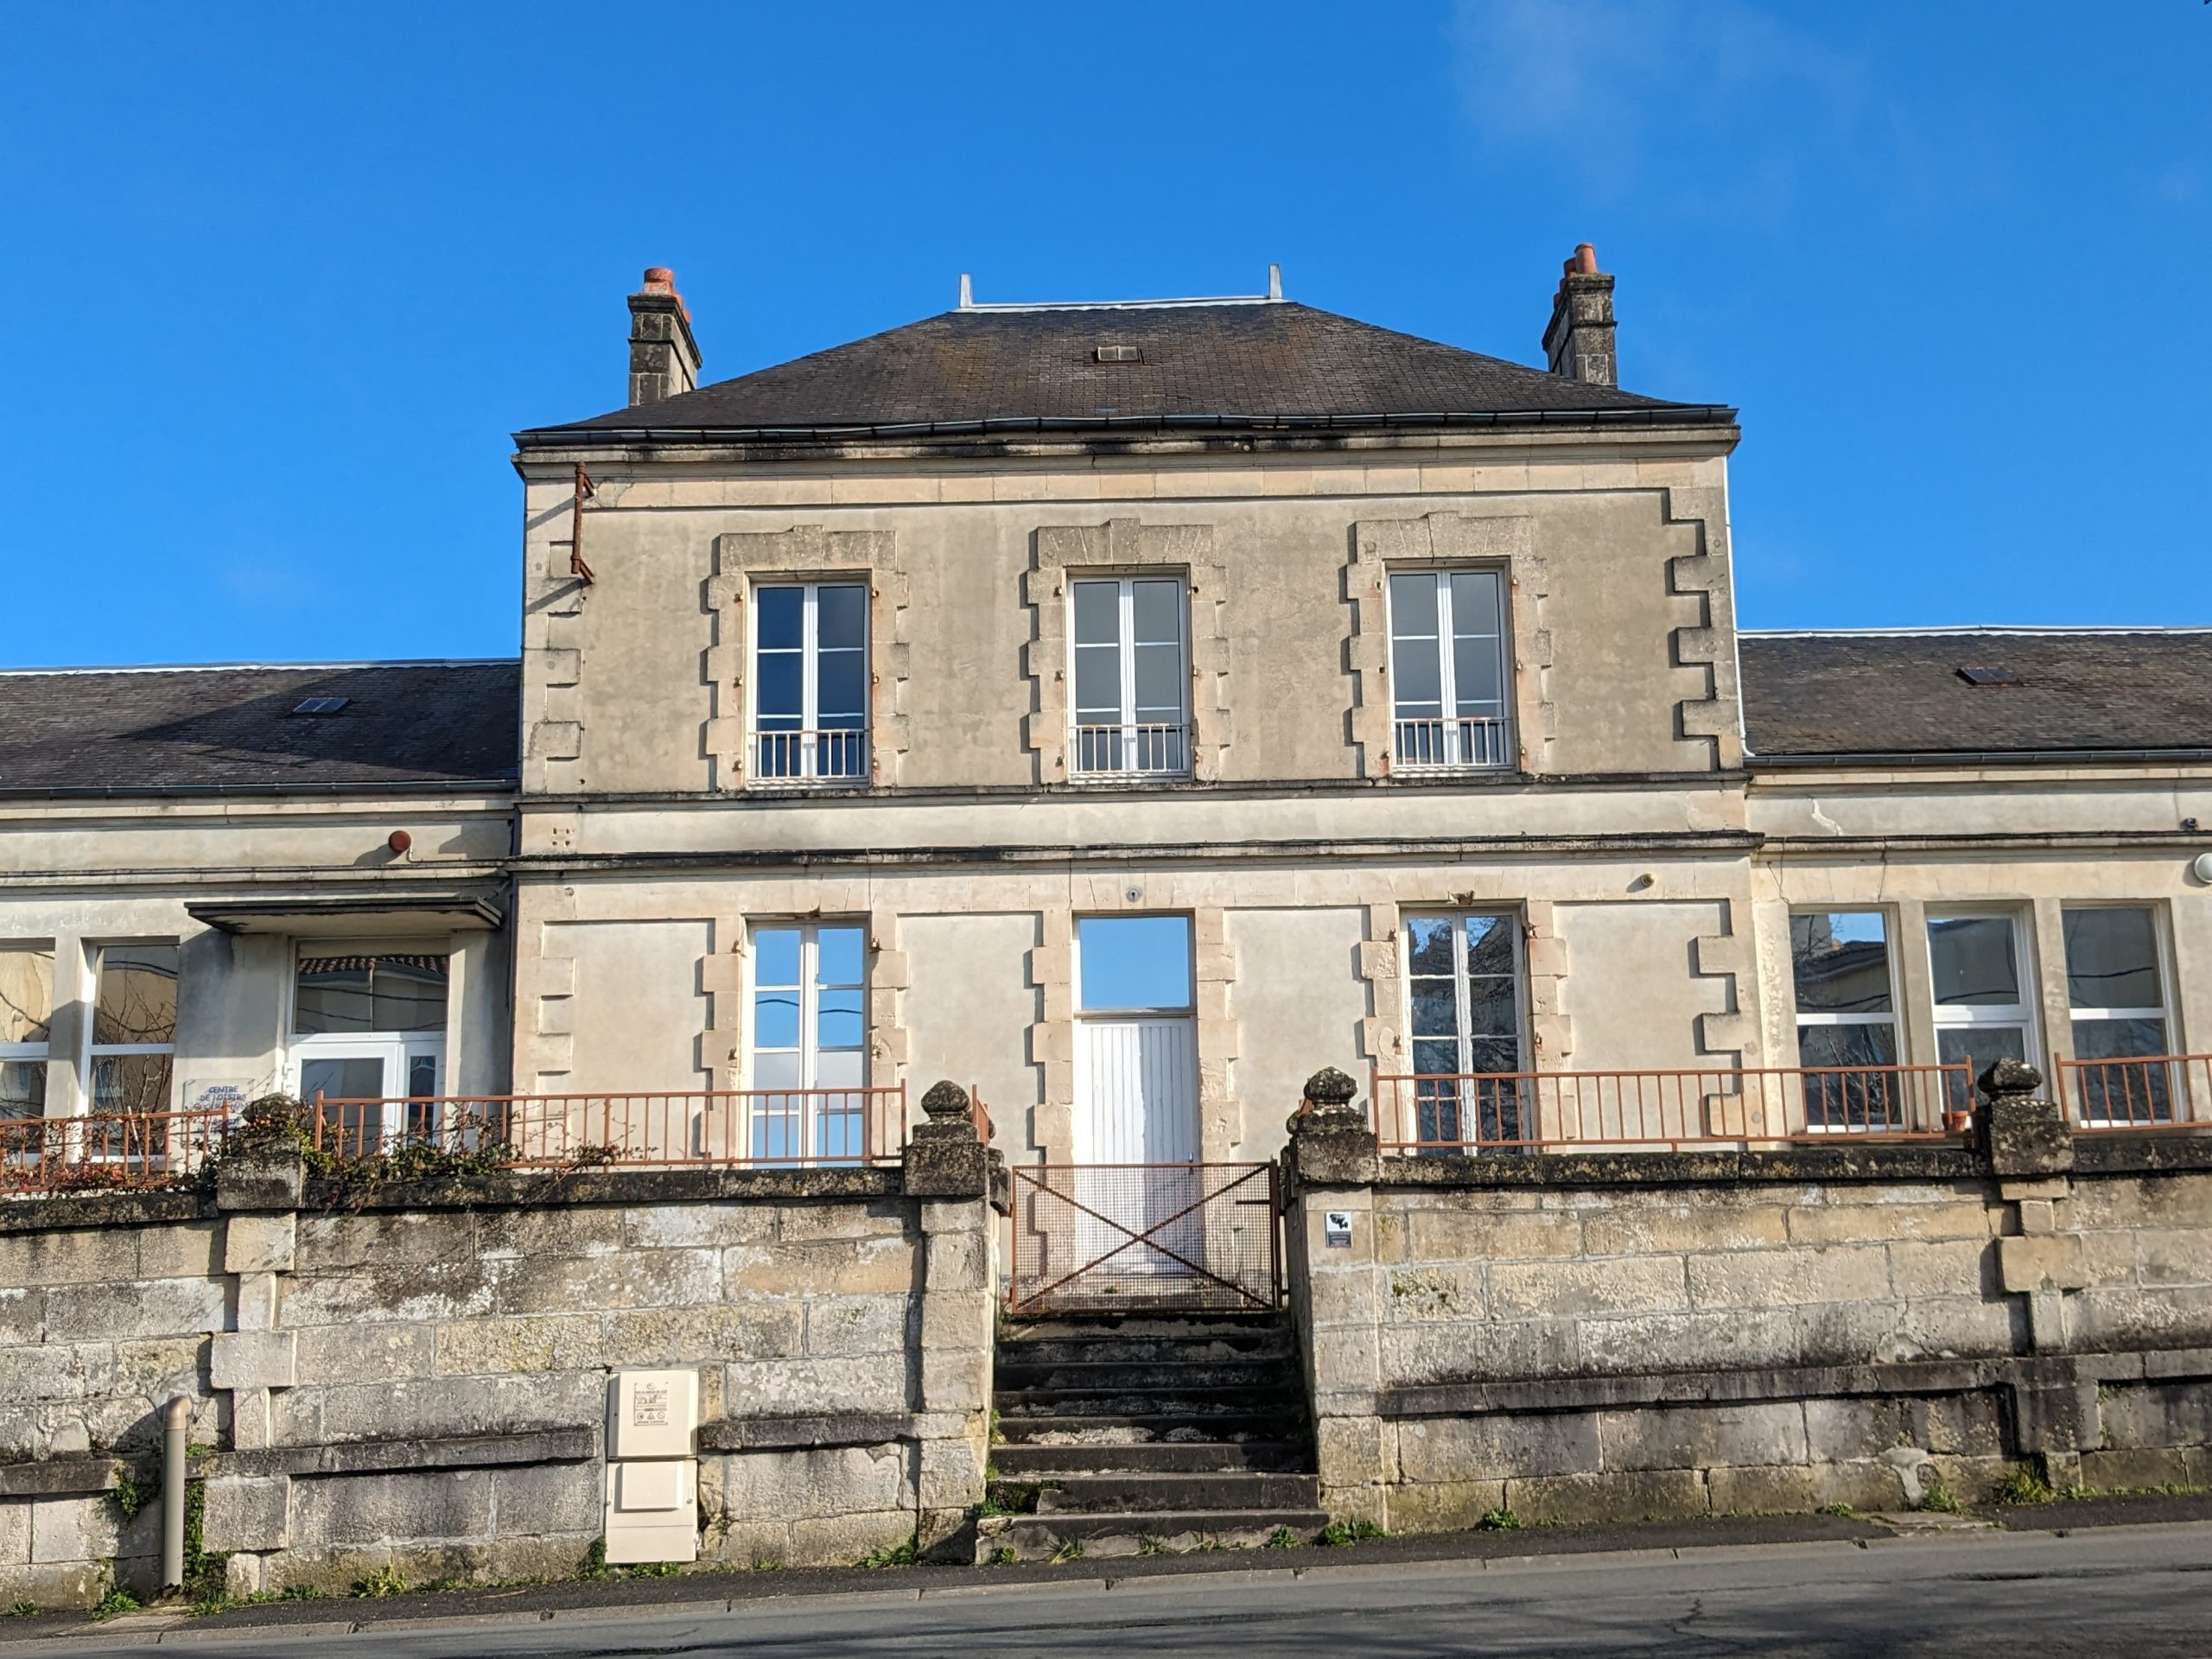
[162,1395,190,1592]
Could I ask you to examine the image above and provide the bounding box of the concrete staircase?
[977,1311,1326,1560]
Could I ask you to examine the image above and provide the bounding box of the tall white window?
[0,944,54,1116]
[753,582,868,781]
[292,953,448,1147]
[1927,912,2036,1114]
[1403,913,1526,1147]
[1070,576,1187,775]
[1789,912,1904,1128]
[749,923,868,1161]
[86,944,178,1116]
[2063,906,2174,1123]
[1388,569,1511,771]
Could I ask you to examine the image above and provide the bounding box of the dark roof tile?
[1739,632,2212,760]
[0,662,519,794]
[523,302,1725,441]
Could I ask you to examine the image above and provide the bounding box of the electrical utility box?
[603,1369,701,1565]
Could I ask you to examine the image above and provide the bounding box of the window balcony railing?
[752,727,869,784]
[1365,1063,1968,1154]
[2055,1052,2212,1131]
[1390,716,1516,772]
[1069,721,1190,778]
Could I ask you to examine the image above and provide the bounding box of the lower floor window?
[1403,912,1526,1147]
[292,952,449,1147]
[2064,906,2174,1122]
[750,923,868,1160]
[1927,912,2036,1116]
[1789,912,1903,1128]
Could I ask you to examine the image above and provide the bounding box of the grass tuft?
[1318,1518,1386,1547]
[352,1564,408,1599]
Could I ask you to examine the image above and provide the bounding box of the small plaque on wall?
[1325,1211,1353,1249]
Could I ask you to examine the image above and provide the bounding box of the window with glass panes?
[291,954,448,1146]
[1926,912,2036,1115]
[748,923,868,1161]
[1789,912,1904,1128]
[86,944,178,1116]
[1070,577,1187,774]
[2063,906,2174,1123]
[1403,913,1526,1149]
[0,944,54,1116]
[753,582,868,780]
[1387,569,1511,770]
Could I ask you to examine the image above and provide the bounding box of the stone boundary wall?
[1,1097,1001,1607]
[1285,1071,2212,1530]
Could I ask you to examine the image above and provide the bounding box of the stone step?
[976,1508,1332,1563]
[1031,1471,1321,1514]
[991,1439,1311,1477]
[994,1357,1296,1393]
[994,1411,1298,1445]
[1008,1318,1292,1344]
[996,1330,1298,1367]
[995,1387,1305,1419]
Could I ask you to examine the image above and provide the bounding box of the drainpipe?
[162,1395,190,1592]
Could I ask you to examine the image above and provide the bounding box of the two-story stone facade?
[4,251,2207,1184]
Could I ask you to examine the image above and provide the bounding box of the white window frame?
[1401,912,1529,1077]
[1788,909,1907,1131]
[1066,575,1190,778]
[0,943,54,1118]
[285,951,449,1147]
[1924,909,2039,1083]
[1385,568,1514,772]
[2062,904,2178,1125]
[748,580,870,784]
[746,920,870,1163]
[81,942,178,1121]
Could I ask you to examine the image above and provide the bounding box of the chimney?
[1542,243,1617,389]
[627,267,702,407]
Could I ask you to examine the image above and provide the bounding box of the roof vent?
[291,696,350,715]
[1957,666,2021,688]
[1094,345,1141,363]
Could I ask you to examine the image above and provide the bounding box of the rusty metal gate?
[1007,1162,1282,1315]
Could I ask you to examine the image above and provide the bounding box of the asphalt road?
[20,1524,2212,1658]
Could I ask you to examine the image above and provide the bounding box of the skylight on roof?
[1094,345,1141,363]
[1957,667,2021,687]
[292,696,350,715]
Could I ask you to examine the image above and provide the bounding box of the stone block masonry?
[1284,1073,2212,1532]
[0,1103,1003,1606]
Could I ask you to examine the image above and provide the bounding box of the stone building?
[6,251,2212,1596]
[3,251,2203,1170]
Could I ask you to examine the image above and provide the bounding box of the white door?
[297,1041,442,1152]
[1073,1015,1199,1277]
[1074,1016,1198,1165]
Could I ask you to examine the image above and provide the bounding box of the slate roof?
[519,302,1732,443]
[0,662,520,795]
[1739,631,2212,760]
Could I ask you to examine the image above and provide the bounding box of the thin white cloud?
[1447,0,1897,221]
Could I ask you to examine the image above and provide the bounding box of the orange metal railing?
[1368,1062,1969,1154]
[2054,1052,2212,1133]
[0,1108,232,1193]
[1007,1161,1281,1315]
[305,1084,908,1169]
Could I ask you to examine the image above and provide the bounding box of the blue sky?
[2,3,2206,668]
